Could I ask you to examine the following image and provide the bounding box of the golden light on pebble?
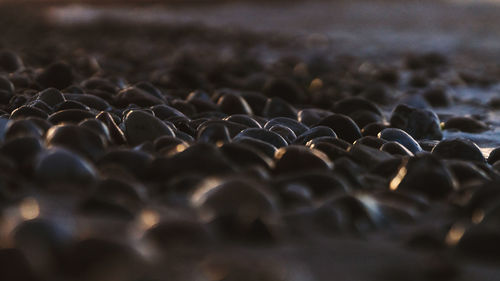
[19,197,40,220]
[140,209,159,230]
[389,166,407,191]
[175,144,186,153]
[309,78,323,91]
[472,209,485,224]
[216,141,225,147]
[445,223,466,246]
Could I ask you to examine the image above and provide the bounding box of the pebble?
[273,145,332,175]
[264,117,309,136]
[443,116,489,133]
[390,104,442,140]
[262,97,297,119]
[0,50,23,72]
[378,128,423,154]
[432,138,486,163]
[217,93,253,115]
[36,61,74,90]
[389,153,457,199]
[268,124,297,144]
[124,110,175,146]
[46,124,107,161]
[380,141,414,156]
[37,88,65,107]
[35,148,97,184]
[316,114,362,143]
[235,128,288,148]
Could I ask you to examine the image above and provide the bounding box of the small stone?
[116,87,164,107]
[35,148,97,183]
[333,97,383,117]
[217,93,253,115]
[197,123,231,145]
[294,126,337,145]
[38,88,65,107]
[36,61,74,90]
[443,116,489,133]
[390,104,442,140]
[274,145,332,175]
[269,124,296,144]
[380,141,414,156]
[234,136,277,159]
[235,128,288,148]
[64,94,111,111]
[316,114,362,143]
[46,124,107,161]
[124,110,175,146]
[4,119,43,140]
[354,136,388,149]
[422,87,452,107]
[10,106,49,120]
[297,108,332,127]
[263,77,305,103]
[0,50,23,72]
[264,117,309,136]
[361,122,388,137]
[48,109,95,124]
[432,138,485,163]
[150,104,186,120]
[262,97,297,119]
[390,153,457,199]
[378,128,423,154]
[224,114,262,128]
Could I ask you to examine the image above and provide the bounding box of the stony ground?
[1,2,500,281]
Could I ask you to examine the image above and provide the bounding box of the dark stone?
[48,109,95,124]
[116,87,165,107]
[38,88,65,107]
[390,104,442,140]
[96,111,126,145]
[333,97,383,117]
[316,114,362,143]
[235,128,288,148]
[46,124,107,161]
[4,119,43,140]
[269,124,296,144]
[224,114,262,128]
[390,153,457,199]
[197,123,231,145]
[262,97,297,119]
[432,138,485,163]
[297,108,332,127]
[263,77,305,103]
[294,126,337,145]
[98,149,153,179]
[354,136,387,149]
[124,110,175,146]
[35,148,97,183]
[273,145,332,175]
[217,93,253,115]
[64,94,111,111]
[234,136,278,159]
[488,147,500,164]
[443,116,489,133]
[220,143,272,170]
[378,128,422,154]
[0,50,23,72]
[151,104,186,120]
[36,61,74,89]
[422,87,452,107]
[264,117,309,136]
[10,106,48,120]
[380,142,414,156]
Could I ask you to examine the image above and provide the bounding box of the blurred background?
[1,0,500,62]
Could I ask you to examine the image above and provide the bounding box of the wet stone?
[378,128,422,154]
[197,123,231,145]
[390,153,457,200]
[55,100,91,111]
[0,50,23,72]
[217,93,253,115]
[235,128,288,148]
[316,114,362,143]
[380,141,414,156]
[36,61,74,90]
[4,119,43,140]
[224,114,262,128]
[116,87,165,107]
[293,126,337,145]
[0,76,14,93]
[262,97,297,119]
[35,148,97,184]
[273,145,332,175]
[390,104,442,140]
[46,124,107,161]
[48,109,95,124]
[264,117,309,136]
[124,110,175,146]
[297,108,332,127]
[443,116,489,133]
[37,88,65,107]
[432,138,485,163]
[354,136,387,149]
[64,94,111,111]
[220,143,273,170]
[487,147,500,164]
[263,77,305,103]
[151,104,186,120]
[269,124,296,144]
[333,97,383,117]
[234,136,278,159]
[98,149,153,179]
[10,106,48,120]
